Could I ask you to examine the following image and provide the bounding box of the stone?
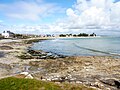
[25,74,33,79]
[0,63,11,70]
[29,61,39,66]
[100,79,120,89]
[20,72,29,75]
[40,56,47,59]
[94,82,104,89]
[0,46,13,50]
[114,80,120,88]
[76,81,82,84]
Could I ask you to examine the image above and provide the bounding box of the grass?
[0,77,61,90]
[0,77,96,90]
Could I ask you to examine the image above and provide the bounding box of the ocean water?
[31,37,120,56]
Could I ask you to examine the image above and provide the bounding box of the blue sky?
[0,0,120,35]
[0,0,73,24]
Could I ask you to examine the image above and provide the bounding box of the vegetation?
[90,33,96,36]
[0,77,96,90]
[0,77,61,90]
[0,34,4,39]
[59,34,66,37]
[59,33,96,37]
[77,33,89,37]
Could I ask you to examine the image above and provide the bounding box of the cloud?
[1,0,120,35]
[111,1,120,23]
[0,0,63,21]
[57,0,120,34]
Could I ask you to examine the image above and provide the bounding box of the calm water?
[31,37,120,56]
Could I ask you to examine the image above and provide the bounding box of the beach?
[0,37,120,90]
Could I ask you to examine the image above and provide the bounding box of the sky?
[0,0,120,35]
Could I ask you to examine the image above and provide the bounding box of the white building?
[2,31,14,38]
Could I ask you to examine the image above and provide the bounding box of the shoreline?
[0,37,120,89]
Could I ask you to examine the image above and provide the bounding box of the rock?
[29,61,40,66]
[20,72,29,75]
[29,66,39,71]
[100,79,120,89]
[76,81,82,84]
[18,54,33,59]
[28,50,41,56]
[94,81,104,89]
[37,56,46,59]
[46,53,52,56]
[25,74,33,79]
[114,80,120,88]
[0,46,13,50]
[0,63,11,70]
[27,49,66,59]
[0,68,10,77]
[15,72,33,79]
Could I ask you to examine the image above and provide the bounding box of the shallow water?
[31,37,120,56]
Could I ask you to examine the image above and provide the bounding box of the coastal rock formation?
[99,79,120,89]
[0,38,120,90]
[18,49,66,59]
[0,46,13,50]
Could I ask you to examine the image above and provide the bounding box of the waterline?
[31,37,120,56]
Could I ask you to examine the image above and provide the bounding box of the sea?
[31,37,120,57]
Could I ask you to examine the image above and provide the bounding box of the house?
[2,31,15,38]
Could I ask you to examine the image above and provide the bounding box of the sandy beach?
[0,37,120,90]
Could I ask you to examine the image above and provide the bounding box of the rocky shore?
[0,38,120,90]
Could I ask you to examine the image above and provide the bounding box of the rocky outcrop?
[18,49,66,59]
[100,79,120,89]
[19,49,66,59]
[0,46,13,50]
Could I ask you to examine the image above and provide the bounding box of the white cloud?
[58,0,120,34]
[80,6,110,25]
[111,1,120,23]
[0,0,62,21]
[1,0,120,35]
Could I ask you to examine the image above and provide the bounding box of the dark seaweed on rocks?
[0,52,5,58]
[17,53,34,59]
[27,48,66,59]
[0,46,13,50]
